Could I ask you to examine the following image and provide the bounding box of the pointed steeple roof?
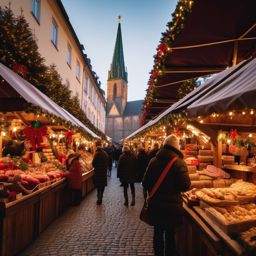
[108,22,128,82]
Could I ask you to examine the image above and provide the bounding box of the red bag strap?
[149,156,178,198]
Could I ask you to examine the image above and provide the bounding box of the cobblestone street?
[21,168,154,256]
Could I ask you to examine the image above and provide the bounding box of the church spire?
[108,18,128,82]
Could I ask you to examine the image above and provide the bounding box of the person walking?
[66,151,82,206]
[148,142,160,161]
[92,140,109,205]
[142,134,191,256]
[103,144,113,177]
[137,146,149,182]
[117,146,138,206]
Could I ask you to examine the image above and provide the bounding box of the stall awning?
[143,0,256,121]
[126,59,250,140]
[0,63,99,138]
[187,57,256,117]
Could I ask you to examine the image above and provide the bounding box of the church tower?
[105,18,142,143]
[107,20,128,116]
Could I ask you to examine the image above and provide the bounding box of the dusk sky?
[62,0,178,101]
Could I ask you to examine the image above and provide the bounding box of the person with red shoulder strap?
[142,134,191,256]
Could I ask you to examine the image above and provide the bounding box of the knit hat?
[163,134,180,150]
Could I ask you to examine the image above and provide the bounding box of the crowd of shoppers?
[66,135,190,255]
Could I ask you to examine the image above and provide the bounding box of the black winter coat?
[142,145,191,229]
[92,148,109,187]
[137,150,149,182]
[117,151,138,183]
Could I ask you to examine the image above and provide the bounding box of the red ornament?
[151,70,161,80]
[229,129,238,140]
[157,43,168,55]
[13,62,27,78]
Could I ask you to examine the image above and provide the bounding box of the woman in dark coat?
[143,135,191,256]
[117,146,138,206]
[92,141,109,205]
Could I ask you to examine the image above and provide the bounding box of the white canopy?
[0,63,99,138]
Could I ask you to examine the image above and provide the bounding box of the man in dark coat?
[117,146,138,206]
[92,140,109,205]
[137,146,149,183]
[143,134,191,256]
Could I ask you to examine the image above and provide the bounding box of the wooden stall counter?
[81,169,94,198]
[0,170,95,256]
[179,199,246,256]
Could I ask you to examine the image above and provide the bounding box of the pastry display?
[206,204,256,225]
[195,180,256,205]
[239,227,256,248]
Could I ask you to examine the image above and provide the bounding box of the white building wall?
[1,0,106,132]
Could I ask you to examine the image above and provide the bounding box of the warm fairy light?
[229,111,233,116]
[1,131,6,137]
[199,120,204,123]
[249,134,253,138]
[212,113,216,117]
[242,111,246,115]
[197,116,201,119]
[12,127,17,132]
[227,139,231,144]
[250,109,254,115]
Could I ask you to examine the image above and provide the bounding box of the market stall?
[0,63,97,255]
[125,56,256,255]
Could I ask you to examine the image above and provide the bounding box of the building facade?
[105,22,143,142]
[1,0,106,132]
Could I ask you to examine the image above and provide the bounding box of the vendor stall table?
[0,170,94,256]
[178,201,246,256]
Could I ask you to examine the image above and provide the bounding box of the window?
[67,44,72,67]
[51,18,58,48]
[83,74,88,93]
[113,83,117,98]
[65,79,70,89]
[76,60,80,81]
[32,0,40,22]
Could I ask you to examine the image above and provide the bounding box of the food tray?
[205,208,256,234]
[200,199,239,208]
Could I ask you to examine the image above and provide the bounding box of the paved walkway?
[21,168,154,256]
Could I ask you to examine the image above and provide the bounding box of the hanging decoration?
[141,0,194,124]
[12,62,27,78]
[23,123,48,150]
